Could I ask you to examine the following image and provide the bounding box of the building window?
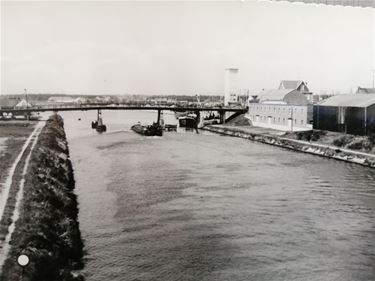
[301,120,304,125]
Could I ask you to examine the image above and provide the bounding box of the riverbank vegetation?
[286,130,375,152]
[0,115,84,281]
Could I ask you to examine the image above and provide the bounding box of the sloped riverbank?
[0,114,84,281]
[203,125,375,168]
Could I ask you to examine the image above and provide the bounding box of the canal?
[62,111,375,281]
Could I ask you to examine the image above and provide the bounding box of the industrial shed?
[313,94,375,135]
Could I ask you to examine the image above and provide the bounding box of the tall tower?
[224,68,239,106]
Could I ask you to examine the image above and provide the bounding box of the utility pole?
[24,89,29,120]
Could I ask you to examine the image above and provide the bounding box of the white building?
[224,68,239,106]
[247,89,313,131]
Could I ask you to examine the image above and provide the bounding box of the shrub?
[333,135,354,147]
[346,139,373,151]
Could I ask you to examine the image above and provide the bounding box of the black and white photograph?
[0,0,375,280]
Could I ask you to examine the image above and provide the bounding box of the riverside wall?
[0,114,84,281]
[203,125,375,168]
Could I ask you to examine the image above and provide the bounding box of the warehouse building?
[247,89,313,131]
[313,94,375,135]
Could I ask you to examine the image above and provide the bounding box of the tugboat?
[131,122,163,136]
[95,111,107,133]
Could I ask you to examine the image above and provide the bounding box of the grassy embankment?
[0,115,84,281]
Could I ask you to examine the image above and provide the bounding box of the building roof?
[258,89,295,102]
[319,94,375,108]
[357,87,375,94]
[279,80,304,90]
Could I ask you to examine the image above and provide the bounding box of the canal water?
[62,111,375,281]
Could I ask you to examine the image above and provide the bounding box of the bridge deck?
[0,105,248,114]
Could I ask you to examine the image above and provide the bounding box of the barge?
[131,123,163,136]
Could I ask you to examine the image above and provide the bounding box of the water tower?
[224,68,239,106]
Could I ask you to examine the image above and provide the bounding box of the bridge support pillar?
[195,110,200,125]
[157,109,161,125]
[195,110,201,133]
[25,111,30,121]
[219,110,225,124]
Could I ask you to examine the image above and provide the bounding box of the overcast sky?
[1,1,374,96]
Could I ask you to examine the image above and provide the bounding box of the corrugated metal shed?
[318,94,375,108]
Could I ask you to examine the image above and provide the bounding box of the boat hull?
[131,124,163,136]
[96,125,107,133]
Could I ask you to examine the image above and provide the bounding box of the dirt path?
[0,123,43,222]
[0,121,44,268]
